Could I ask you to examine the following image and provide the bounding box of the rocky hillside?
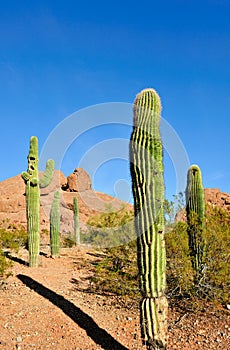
[1,170,229,229]
[204,188,230,210]
[0,168,133,234]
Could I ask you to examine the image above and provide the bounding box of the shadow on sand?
[17,274,128,350]
[5,252,29,266]
[5,250,50,267]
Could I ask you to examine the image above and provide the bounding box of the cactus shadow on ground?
[4,252,29,267]
[17,274,128,350]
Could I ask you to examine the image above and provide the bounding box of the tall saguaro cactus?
[21,136,54,267]
[50,191,60,258]
[73,196,80,245]
[186,164,206,284]
[130,89,168,350]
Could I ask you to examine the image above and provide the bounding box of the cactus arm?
[130,89,168,349]
[50,191,60,258]
[39,159,55,188]
[21,171,30,182]
[21,172,39,186]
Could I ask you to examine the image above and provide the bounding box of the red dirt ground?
[0,246,229,350]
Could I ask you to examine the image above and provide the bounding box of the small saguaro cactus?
[186,164,206,284]
[130,89,168,350]
[50,191,60,258]
[21,136,54,267]
[73,196,80,245]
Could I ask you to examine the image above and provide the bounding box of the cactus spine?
[73,196,80,245]
[186,164,206,283]
[130,89,168,349]
[50,191,60,257]
[21,136,54,267]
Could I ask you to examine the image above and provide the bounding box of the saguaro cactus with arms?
[21,136,54,267]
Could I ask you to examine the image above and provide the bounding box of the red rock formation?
[0,168,133,234]
[204,188,230,212]
[65,168,92,192]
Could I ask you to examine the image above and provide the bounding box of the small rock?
[16,336,22,342]
[226,304,230,310]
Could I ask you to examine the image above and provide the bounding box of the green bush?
[0,221,28,278]
[87,204,133,228]
[165,221,194,299]
[0,226,28,252]
[166,205,230,304]
[84,207,135,248]
[87,205,230,306]
[0,249,12,278]
[90,240,139,300]
[61,234,76,248]
[204,205,230,303]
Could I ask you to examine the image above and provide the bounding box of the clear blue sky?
[0,0,229,203]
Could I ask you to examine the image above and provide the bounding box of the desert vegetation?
[80,201,230,305]
[0,88,229,350]
[0,220,28,277]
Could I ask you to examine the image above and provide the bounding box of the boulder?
[65,168,92,192]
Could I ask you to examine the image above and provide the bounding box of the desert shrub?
[82,222,135,249]
[165,221,194,300]
[0,221,28,278]
[87,204,133,228]
[0,226,28,252]
[90,240,139,300]
[203,205,230,303]
[82,208,136,248]
[88,204,230,306]
[83,207,137,299]
[84,206,135,248]
[61,234,76,248]
[166,206,230,304]
[0,249,12,278]
[41,228,49,236]
[0,221,28,251]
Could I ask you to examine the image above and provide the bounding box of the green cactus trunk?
[186,164,206,284]
[50,191,60,258]
[130,89,168,350]
[21,137,40,267]
[73,196,80,245]
[21,136,54,267]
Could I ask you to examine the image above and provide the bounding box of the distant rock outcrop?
[0,168,133,235]
[64,168,92,192]
[204,188,230,211]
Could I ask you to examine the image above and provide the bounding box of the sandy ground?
[0,246,229,350]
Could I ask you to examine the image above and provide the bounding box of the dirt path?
[0,246,229,349]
